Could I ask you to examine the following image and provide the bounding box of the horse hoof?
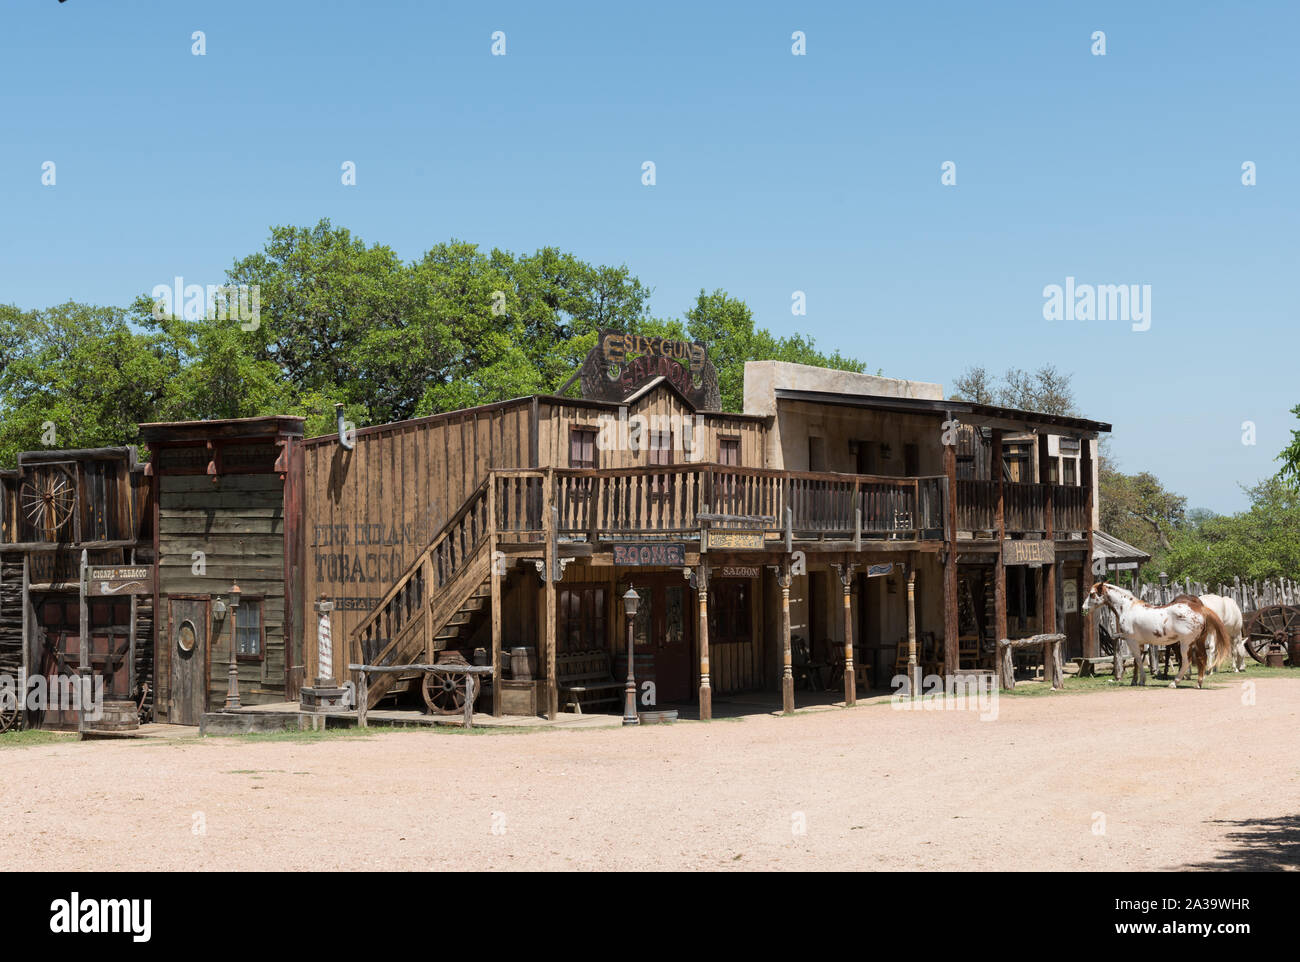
[1168,682,1177,689]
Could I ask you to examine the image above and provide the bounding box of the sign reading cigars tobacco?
[86,565,156,596]
[579,330,722,411]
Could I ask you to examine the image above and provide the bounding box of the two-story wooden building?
[288,338,1110,722]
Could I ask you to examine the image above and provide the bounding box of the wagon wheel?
[421,657,475,714]
[19,465,77,539]
[1242,605,1300,664]
[0,688,19,734]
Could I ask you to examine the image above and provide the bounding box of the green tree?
[0,301,173,464]
[684,289,865,411]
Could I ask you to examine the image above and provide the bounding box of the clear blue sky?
[2,1,1296,514]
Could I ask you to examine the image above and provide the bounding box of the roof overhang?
[773,389,1111,438]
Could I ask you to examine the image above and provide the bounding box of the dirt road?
[2,679,1296,871]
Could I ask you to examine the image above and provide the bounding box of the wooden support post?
[489,481,503,717]
[1081,438,1098,657]
[943,427,958,678]
[20,556,30,725]
[696,563,711,720]
[543,472,558,719]
[357,668,368,728]
[1038,434,1057,688]
[78,549,88,734]
[993,430,1008,647]
[464,674,475,730]
[777,562,793,714]
[906,566,919,696]
[128,548,138,699]
[834,563,856,706]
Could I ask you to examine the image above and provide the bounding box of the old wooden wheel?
[20,465,77,539]
[0,690,19,734]
[422,657,474,714]
[1242,604,1300,664]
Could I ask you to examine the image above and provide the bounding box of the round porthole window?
[177,620,197,654]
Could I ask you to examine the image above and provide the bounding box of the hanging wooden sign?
[706,529,766,551]
[578,330,721,410]
[1002,540,1055,566]
[612,543,686,566]
[86,565,156,596]
[718,565,760,579]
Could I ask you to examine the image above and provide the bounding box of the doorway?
[168,596,210,725]
[623,576,693,704]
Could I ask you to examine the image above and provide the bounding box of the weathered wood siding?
[156,469,287,715]
[301,401,533,680]
[538,388,768,469]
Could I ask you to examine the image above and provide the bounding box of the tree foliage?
[950,364,1078,416]
[0,221,867,457]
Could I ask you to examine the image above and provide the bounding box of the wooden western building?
[0,447,153,729]
[288,349,1110,722]
[138,417,306,725]
[3,337,1110,727]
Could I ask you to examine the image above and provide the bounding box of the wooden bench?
[557,650,622,714]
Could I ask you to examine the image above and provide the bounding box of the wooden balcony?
[955,479,1089,536]
[493,464,947,545]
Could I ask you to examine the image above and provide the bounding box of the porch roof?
[1092,529,1151,569]
[772,389,1112,438]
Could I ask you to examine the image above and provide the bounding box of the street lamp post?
[224,582,242,710]
[622,587,640,726]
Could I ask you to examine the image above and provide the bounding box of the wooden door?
[168,597,210,725]
[655,584,690,702]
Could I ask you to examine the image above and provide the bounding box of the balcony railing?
[956,479,1089,535]
[494,465,947,543]
[493,466,1088,545]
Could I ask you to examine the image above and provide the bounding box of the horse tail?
[1197,604,1233,671]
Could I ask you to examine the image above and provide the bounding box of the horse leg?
[1133,644,1145,686]
[1171,641,1190,688]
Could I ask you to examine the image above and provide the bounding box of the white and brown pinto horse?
[1081,583,1232,688]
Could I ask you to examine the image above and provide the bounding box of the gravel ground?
[2,678,1297,871]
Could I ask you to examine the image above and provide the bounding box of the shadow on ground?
[1178,814,1300,871]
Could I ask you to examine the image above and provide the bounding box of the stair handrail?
[349,476,492,647]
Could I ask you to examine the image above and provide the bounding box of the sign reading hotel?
[580,330,721,411]
[612,543,686,566]
[1002,540,1055,566]
[86,565,156,596]
[706,529,766,551]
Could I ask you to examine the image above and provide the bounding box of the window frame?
[234,595,266,662]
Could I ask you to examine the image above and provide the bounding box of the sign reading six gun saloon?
[580,330,721,411]
[612,543,686,566]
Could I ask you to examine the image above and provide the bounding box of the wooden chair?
[920,631,943,677]
[556,650,622,713]
[959,633,981,670]
[791,637,825,691]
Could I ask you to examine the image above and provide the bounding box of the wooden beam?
[993,430,1007,646]
[777,562,793,713]
[543,471,558,719]
[489,481,503,717]
[1038,434,1057,684]
[1081,439,1097,657]
[943,429,958,678]
[696,563,711,720]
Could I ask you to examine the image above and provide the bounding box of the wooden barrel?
[88,700,139,732]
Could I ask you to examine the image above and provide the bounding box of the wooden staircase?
[351,479,494,709]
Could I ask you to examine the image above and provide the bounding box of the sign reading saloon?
[612,543,686,567]
[580,330,721,411]
[1002,539,1055,566]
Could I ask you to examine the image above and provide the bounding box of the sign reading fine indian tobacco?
[86,565,156,596]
